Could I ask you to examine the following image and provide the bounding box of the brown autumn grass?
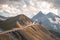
[0,24,57,40]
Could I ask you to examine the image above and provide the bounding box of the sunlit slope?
[0,24,57,40]
[18,24,57,40]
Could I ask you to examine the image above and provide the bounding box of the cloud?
[9,0,20,1]
[41,0,60,15]
[0,0,59,17]
[0,0,22,4]
[52,0,60,9]
[41,0,60,9]
[0,0,7,4]
[0,0,60,9]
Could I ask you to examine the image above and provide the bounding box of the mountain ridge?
[0,14,33,30]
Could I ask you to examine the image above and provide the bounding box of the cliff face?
[0,14,57,40]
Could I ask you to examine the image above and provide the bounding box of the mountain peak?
[32,11,45,19]
[37,11,44,15]
[46,12,60,18]
[47,12,55,16]
[16,14,26,17]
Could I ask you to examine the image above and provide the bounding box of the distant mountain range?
[0,15,8,20]
[32,11,60,33]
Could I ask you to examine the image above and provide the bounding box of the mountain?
[46,12,60,32]
[0,16,8,31]
[0,14,58,40]
[32,11,45,20]
[0,14,33,31]
[0,24,57,40]
[46,12,60,21]
[32,11,60,39]
[0,16,6,20]
[0,16,8,20]
[47,12,60,18]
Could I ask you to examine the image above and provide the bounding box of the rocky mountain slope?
[32,11,60,33]
[0,24,57,40]
[0,14,58,40]
[0,14,33,30]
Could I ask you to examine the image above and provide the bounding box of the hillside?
[0,14,58,40]
[0,14,33,30]
[0,24,57,40]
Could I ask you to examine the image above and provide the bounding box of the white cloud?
[0,0,59,18]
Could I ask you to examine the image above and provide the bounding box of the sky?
[0,0,60,18]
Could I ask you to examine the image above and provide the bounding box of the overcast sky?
[0,0,60,18]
